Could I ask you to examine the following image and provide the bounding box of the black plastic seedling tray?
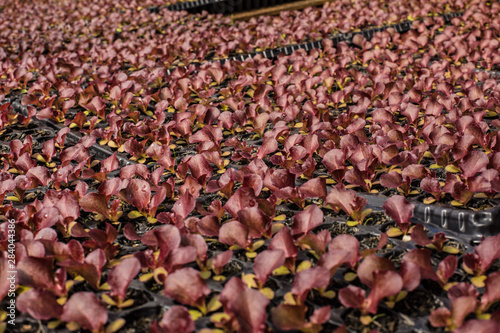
[413,202,500,240]
[358,193,500,243]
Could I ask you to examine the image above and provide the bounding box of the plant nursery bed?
[1,0,500,332]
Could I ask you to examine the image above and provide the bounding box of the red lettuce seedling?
[411,224,460,254]
[420,176,444,203]
[102,257,141,309]
[429,296,478,331]
[219,277,270,333]
[339,269,403,325]
[297,229,332,259]
[480,271,500,313]
[268,226,298,273]
[357,255,396,288]
[164,267,211,313]
[263,169,296,193]
[60,292,108,332]
[17,256,67,296]
[151,306,195,333]
[80,192,122,222]
[288,266,332,305]
[447,283,478,301]
[453,320,500,333]
[380,164,428,196]
[241,249,285,300]
[223,187,258,219]
[383,195,414,238]
[322,149,347,182]
[319,234,360,277]
[139,225,197,276]
[17,289,63,320]
[186,153,213,187]
[207,169,237,199]
[121,173,167,223]
[125,178,150,212]
[219,220,251,248]
[92,153,120,182]
[58,248,107,290]
[402,248,457,287]
[463,234,500,287]
[218,215,269,259]
[42,189,80,233]
[205,249,232,280]
[290,205,324,239]
[254,249,285,286]
[75,223,119,260]
[326,184,371,226]
[171,192,196,227]
[357,254,407,309]
[237,206,272,239]
[460,151,489,181]
[272,304,331,332]
[442,173,474,207]
[0,175,15,204]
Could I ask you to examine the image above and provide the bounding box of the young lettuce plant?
[411,224,460,254]
[163,267,214,318]
[379,164,429,196]
[16,289,63,322]
[70,223,119,260]
[19,290,122,333]
[101,257,141,309]
[462,234,500,287]
[272,304,331,333]
[382,195,415,239]
[39,189,80,235]
[151,306,195,333]
[33,138,57,168]
[201,249,233,281]
[215,277,270,332]
[60,292,118,333]
[318,234,361,279]
[219,188,274,258]
[339,268,403,325]
[430,283,479,332]
[274,178,327,209]
[268,226,299,273]
[290,205,325,240]
[79,179,124,222]
[58,248,107,291]
[218,219,267,259]
[136,225,197,283]
[402,248,458,289]
[480,271,500,316]
[443,151,490,206]
[241,249,285,299]
[125,178,167,223]
[453,320,500,333]
[326,184,371,226]
[277,265,333,309]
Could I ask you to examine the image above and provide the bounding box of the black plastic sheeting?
[149,0,299,15]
